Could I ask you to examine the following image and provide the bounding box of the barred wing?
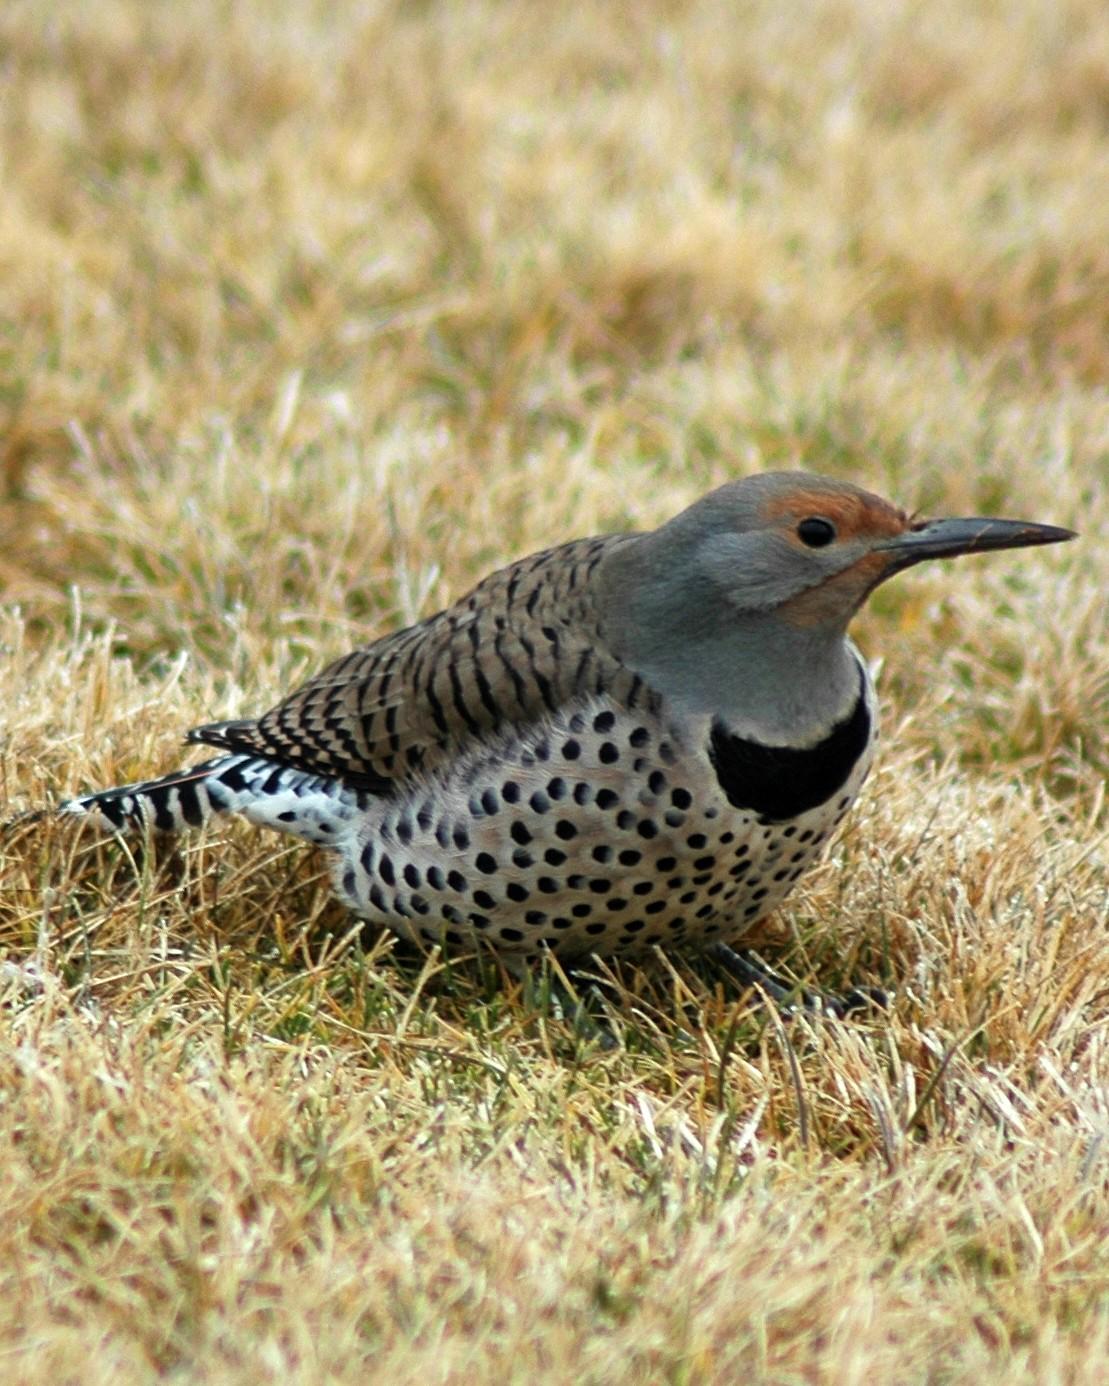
[187,535,639,790]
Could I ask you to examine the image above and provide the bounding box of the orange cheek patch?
[780,552,895,628]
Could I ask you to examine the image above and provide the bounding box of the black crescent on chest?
[708,665,872,823]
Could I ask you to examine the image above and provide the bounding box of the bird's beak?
[878,515,1076,575]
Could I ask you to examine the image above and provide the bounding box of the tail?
[58,754,260,834]
[57,753,370,845]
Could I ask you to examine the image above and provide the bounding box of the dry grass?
[1,0,1107,1379]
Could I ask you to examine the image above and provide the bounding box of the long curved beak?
[879,515,1076,574]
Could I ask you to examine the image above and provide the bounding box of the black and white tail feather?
[59,755,367,847]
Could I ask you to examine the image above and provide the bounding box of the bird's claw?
[707,942,890,1019]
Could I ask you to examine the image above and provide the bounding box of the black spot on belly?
[708,667,870,822]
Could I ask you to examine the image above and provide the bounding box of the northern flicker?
[56,472,1073,999]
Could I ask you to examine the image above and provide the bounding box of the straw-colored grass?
[1,1,1107,1379]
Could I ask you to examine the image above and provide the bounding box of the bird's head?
[609,471,1075,636]
[597,470,1074,731]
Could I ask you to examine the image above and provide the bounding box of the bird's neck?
[633,621,865,745]
[596,532,868,744]
[597,580,862,746]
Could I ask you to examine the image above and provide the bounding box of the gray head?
[598,471,1074,734]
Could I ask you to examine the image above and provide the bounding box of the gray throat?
[598,548,863,745]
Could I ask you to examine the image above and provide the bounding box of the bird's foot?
[706,942,889,1018]
[521,962,620,1050]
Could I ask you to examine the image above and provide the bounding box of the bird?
[55,471,1073,1005]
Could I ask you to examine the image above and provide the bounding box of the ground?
[0,1,1107,1380]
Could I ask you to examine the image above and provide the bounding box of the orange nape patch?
[762,486,913,544]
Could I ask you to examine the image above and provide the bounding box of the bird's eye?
[797,517,837,548]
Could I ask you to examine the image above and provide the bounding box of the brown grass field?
[1,1,1107,1380]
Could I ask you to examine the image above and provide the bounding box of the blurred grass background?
[0,1,1107,1380]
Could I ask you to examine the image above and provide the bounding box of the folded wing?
[187,535,638,792]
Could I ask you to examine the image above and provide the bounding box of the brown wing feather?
[187,535,640,788]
